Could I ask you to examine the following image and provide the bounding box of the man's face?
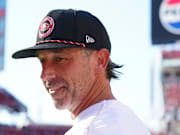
[37,48,96,111]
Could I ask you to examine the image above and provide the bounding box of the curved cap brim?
[12,43,84,59]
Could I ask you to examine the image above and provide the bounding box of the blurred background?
[0,0,180,134]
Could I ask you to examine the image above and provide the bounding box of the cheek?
[71,65,95,99]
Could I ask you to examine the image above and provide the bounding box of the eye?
[55,57,64,62]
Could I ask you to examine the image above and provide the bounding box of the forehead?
[37,48,83,57]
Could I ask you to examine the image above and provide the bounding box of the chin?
[55,104,66,110]
[54,101,70,110]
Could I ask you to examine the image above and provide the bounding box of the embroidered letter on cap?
[85,35,95,44]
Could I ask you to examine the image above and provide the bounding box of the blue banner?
[0,0,6,70]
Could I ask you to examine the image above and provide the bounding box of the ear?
[96,48,110,71]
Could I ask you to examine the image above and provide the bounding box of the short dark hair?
[106,60,123,80]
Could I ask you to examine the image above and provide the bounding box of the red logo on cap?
[39,16,54,38]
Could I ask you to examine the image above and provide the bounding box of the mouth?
[48,88,56,94]
[47,86,67,95]
[44,79,68,97]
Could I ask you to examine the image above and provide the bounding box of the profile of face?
[37,48,97,112]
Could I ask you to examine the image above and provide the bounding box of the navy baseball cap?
[12,9,111,59]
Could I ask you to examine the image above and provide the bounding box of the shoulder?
[88,100,151,135]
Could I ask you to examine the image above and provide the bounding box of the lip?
[48,86,65,94]
[44,80,67,93]
[48,86,67,98]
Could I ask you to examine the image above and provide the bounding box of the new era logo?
[85,35,95,44]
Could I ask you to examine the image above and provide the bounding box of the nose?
[41,73,57,93]
[40,65,57,82]
[41,73,56,82]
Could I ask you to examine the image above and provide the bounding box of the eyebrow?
[51,49,66,53]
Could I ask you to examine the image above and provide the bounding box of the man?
[12,9,151,135]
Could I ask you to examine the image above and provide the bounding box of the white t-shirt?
[65,100,151,135]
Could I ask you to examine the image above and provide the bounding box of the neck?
[70,77,115,119]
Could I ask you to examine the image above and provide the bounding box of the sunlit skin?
[37,48,115,119]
